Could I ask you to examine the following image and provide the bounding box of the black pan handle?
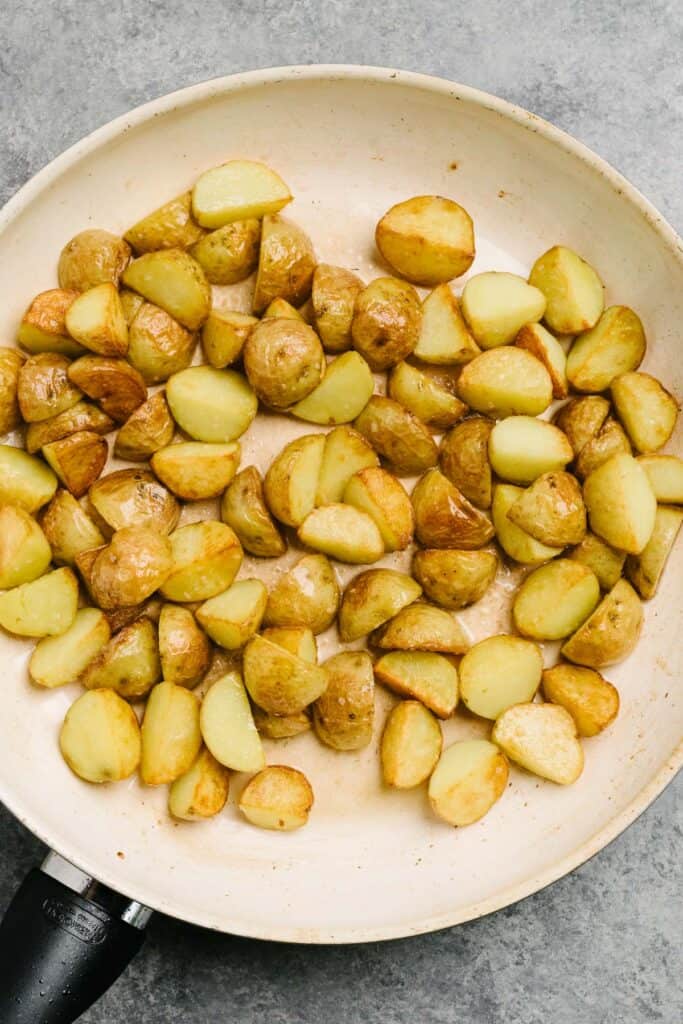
[0,853,150,1023]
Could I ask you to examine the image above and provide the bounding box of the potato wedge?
[158,604,211,688]
[374,651,458,718]
[264,433,325,527]
[67,356,147,423]
[190,219,260,284]
[312,263,364,352]
[168,748,230,821]
[141,682,202,785]
[512,560,600,640]
[0,503,52,587]
[58,230,130,292]
[127,302,196,384]
[412,548,498,610]
[492,483,564,564]
[292,351,375,425]
[459,634,542,719]
[40,490,105,566]
[200,672,264,772]
[375,196,475,285]
[122,250,211,330]
[220,466,286,558]
[625,505,683,600]
[489,417,573,485]
[252,214,316,314]
[124,191,206,253]
[568,532,626,591]
[0,566,78,637]
[197,578,267,649]
[343,467,414,551]
[59,689,140,783]
[263,298,305,321]
[492,703,583,785]
[637,455,683,504]
[414,284,480,364]
[313,650,375,751]
[566,306,646,392]
[120,289,145,325]
[515,322,568,398]
[542,664,619,737]
[89,468,179,535]
[114,391,175,461]
[17,289,84,357]
[338,568,421,642]
[439,417,493,510]
[161,521,243,603]
[574,417,632,480]
[29,607,110,689]
[456,347,553,418]
[252,706,311,740]
[429,740,509,826]
[316,426,378,506]
[90,526,173,610]
[0,347,24,434]
[65,283,128,357]
[528,245,604,334]
[192,160,292,227]
[583,452,656,554]
[561,579,642,667]
[380,701,442,788]
[151,442,240,500]
[388,361,466,429]
[201,310,257,368]
[17,354,82,423]
[42,431,108,498]
[26,400,115,455]
[554,395,610,456]
[412,468,494,549]
[461,272,546,349]
[238,766,313,831]
[371,602,469,654]
[351,276,422,371]
[261,626,317,663]
[243,634,328,715]
[354,396,438,474]
[166,365,257,443]
[81,618,161,699]
[507,471,586,546]
[0,444,57,512]
[298,503,384,564]
[263,554,339,634]
[244,318,324,409]
[611,372,678,453]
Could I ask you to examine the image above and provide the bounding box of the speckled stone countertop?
[1,1,681,1021]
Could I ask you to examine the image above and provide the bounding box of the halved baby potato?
[541,664,619,737]
[81,618,161,700]
[439,417,494,510]
[611,372,678,453]
[200,671,265,772]
[264,433,326,527]
[0,347,23,433]
[89,526,173,610]
[89,468,179,535]
[492,483,564,564]
[507,471,586,546]
[168,748,231,821]
[252,214,316,314]
[122,250,211,330]
[197,578,268,650]
[114,391,175,461]
[625,504,683,600]
[380,701,442,789]
[375,196,475,286]
[492,703,583,785]
[67,356,147,423]
[127,302,196,384]
[140,682,202,785]
[315,426,378,506]
[343,466,414,551]
[17,289,84,357]
[158,604,211,688]
[166,366,257,443]
[354,396,438,474]
[338,568,422,642]
[374,651,458,718]
[0,444,57,512]
[29,607,110,689]
[201,310,257,368]
[59,689,141,783]
[238,765,314,832]
[388,361,466,429]
[528,245,604,334]
[412,548,498,610]
[371,602,469,654]
[515,322,568,398]
[221,466,286,558]
[18,354,82,423]
[568,532,626,591]
[351,276,422,371]
[561,578,642,667]
[583,452,656,554]
[512,560,600,640]
[0,503,52,588]
[161,521,243,603]
[192,159,292,227]
[0,566,78,637]
[574,417,632,480]
[637,455,683,504]
[554,395,610,456]
[459,634,542,719]
[151,442,240,500]
[124,191,206,253]
[413,284,480,364]
[313,650,375,751]
[40,490,105,566]
[42,430,108,498]
[488,417,573,485]
[26,399,114,455]
[461,272,546,349]
[428,740,509,826]
[243,634,328,715]
[298,503,384,564]
[263,554,339,634]
[292,351,375,424]
[456,347,553,418]
[312,264,364,352]
[412,468,494,549]
[58,229,131,292]
[191,219,261,284]
[244,318,324,409]
[65,283,128,357]
[566,305,646,392]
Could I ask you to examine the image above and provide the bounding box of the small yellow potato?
[243,634,328,715]
[313,650,375,751]
[201,310,257,368]
[190,219,260,284]
[374,651,458,719]
[492,703,583,785]
[528,245,604,333]
[59,689,141,783]
[292,350,375,425]
[238,765,314,831]
[58,229,131,292]
[141,682,202,785]
[351,276,422,371]
[412,468,494,549]
[151,442,240,500]
[127,302,196,384]
[244,318,324,409]
[192,159,292,227]
[124,191,206,253]
[161,521,243,603]
[90,526,173,610]
[412,548,498,610]
[343,467,414,552]
[507,471,586,546]
[0,444,57,512]
[492,483,564,564]
[81,618,161,699]
[298,503,384,564]
[122,249,211,330]
[568,532,626,591]
[380,701,442,789]
[103,601,159,635]
[554,395,610,456]
[574,417,632,481]
[561,578,643,667]
[312,263,364,352]
[166,365,257,443]
[89,468,180,534]
[158,604,211,688]
[456,347,553,418]
[371,602,469,654]
[17,289,84,357]
[611,372,678,453]
[0,503,52,587]
[0,347,24,434]
[42,431,108,498]
[316,426,378,506]
[65,283,128,357]
[26,400,114,455]
[388,361,466,429]
[459,634,542,719]
[461,272,546,349]
[200,671,264,772]
[512,560,600,640]
[120,289,145,324]
[264,433,325,527]
[221,466,286,558]
[261,626,317,663]
[414,284,480,364]
[626,505,683,600]
[114,391,175,461]
[338,568,422,642]
[197,578,267,649]
[439,417,494,510]
[583,452,656,554]
[429,739,509,826]
[168,748,231,821]
[17,354,82,423]
[263,298,305,320]
[40,489,104,566]
[542,664,619,737]
[0,566,78,637]
[354,396,438,474]
[74,544,106,596]
[488,416,573,485]
[566,305,646,392]
[637,455,683,504]
[29,607,110,689]
[375,196,475,285]
[263,554,339,634]
[515,322,568,398]
[253,706,311,740]
[252,214,316,314]
[67,356,148,423]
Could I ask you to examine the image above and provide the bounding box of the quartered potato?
[264,433,325,527]
[114,391,175,461]
[191,219,261,284]
[81,618,161,700]
[168,748,230,821]
[59,689,141,784]
[541,664,619,737]
[67,356,147,422]
[0,347,24,434]
[507,471,586,546]
[253,706,311,740]
[351,276,422,371]
[488,416,573,484]
[380,701,442,789]
[197,578,267,649]
[122,250,211,330]
[0,566,78,637]
[492,483,564,564]
[166,366,257,443]
[456,347,553,418]
[439,417,493,509]
[312,263,364,352]
[244,318,324,408]
[65,283,128,357]
[151,441,240,500]
[140,682,202,785]
[40,489,105,566]
[192,159,292,227]
[611,372,678,453]
[42,430,108,498]
[29,607,110,689]
[201,310,257,368]
[354,396,438,474]
[0,444,57,512]
[200,672,264,772]
[263,554,339,634]
[17,289,84,357]
[243,634,328,715]
[252,214,316,314]
[0,503,52,588]
[124,191,206,253]
[238,765,314,832]
[89,526,173,610]
[58,229,131,292]
[561,579,643,667]
[388,361,466,429]
[292,351,375,425]
[316,426,378,506]
[412,468,494,549]
[429,740,509,826]
[515,322,568,398]
[625,504,683,599]
[371,602,469,654]
[314,650,375,751]
[374,651,458,719]
[554,394,610,456]
[375,195,475,285]
[26,400,114,455]
[343,467,414,551]
[566,305,646,392]
[459,634,542,719]
[17,353,82,422]
[512,560,600,639]
[120,289,145,325]
[261,625,317,663]
[574,417,632,480]
[89,468,180,534]
[338,568,422,642]
[583,452,656,554]
[161,521,243,603]
[263,298,305,320]
[127,302,196,384]
[221,466,286,558]
[461,272,546,348]
[413,283,480,364]
[528,245,604,333]
[298,503,384,564]
[492,703,584,785]
[412,548,498,610]
[158,604,211,688]
[637,454,683,504]
[568,532,626,591]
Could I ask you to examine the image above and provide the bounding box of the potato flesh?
[292,351,375,424]
[611,372,678,453]
[528,245,604,334]
[158,604,210,688]
[459,634,542,719]
[168,748,230,821]
[66,356,148,423]
[17,353,82,423]
[201,310,257,369]
[374,651,458,718]
[161,521,243,603]
[312,263,364,352]
[166,366,257,443]
[0,567,78,637]
[18,289,84,357]
[542,665,619,737]
[122,249,211,331]
[0,347,24,433]
[515,322,568,398]
[568,533,626,590]
[65,283,128,357]
[376,196,475,286]
[151,442,240,501]
[625,505,683,599]
[637,455,683,504]
[456,347,553,418]
[411,468,494,549]
[0,444,57,512]
[191,219,261,285]
[0,503,52,588]
[388,361,466,429]
[263,554,339,634]
[314,650,375,751]
[492,484,563,564]
[372,602,469,654]
[343,467,414,551]
[261,626,317,663]
[512,560,600,639]
[381,700,442,788]
[461,272,546,349]
[414,284,479,364]
[338,568,422,642]
[439,417,493,510]
[351,276,422,372]
[80,617,160,699]
[354,396,438,474]
[40,489,105,565]
[200,672,265,772]
[428,739,509,826]
[238,766,314,831]
[583,452,656,554]
[561,579,643,667]
[221,466,286,558]
[566,305,646,392]
[316,426,378,506]
[252,214,316,314]
[140,682,202,785]
[197,578,267,649]
[492,703,584,785]
[124,191,206,253]
[412,548,498,610]
[89,468,180,534]
[242,634,328,715]
[59,689,141,784]
[42,430,108,498]
[244,318,324,410]
[488,417,573,484]
[298,503,384,564]
[114,391,175,461]
[192,160,292,227]
[507,471,586,546]
[127,301,196,384]
[29,607,111,688]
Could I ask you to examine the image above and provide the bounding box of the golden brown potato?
[114,391,175,461]
[261,626,317,663]
[0,347,24,434]
[200,672,265,771]
[507,471,586,546]
[197,578,268,650]
[127,302,197,384]
[158,604,211,688]
[312,263,365,352]
[120,289,145,325]
[160,521,243,603]
[412,468,494,549]
[252,706,311,739]
[492,703,583,785]
[338,568,422,642]
[354,395,438,474]
[192,159,292,227]
[58,229,131,291]
[298,503,385,564]
[428,739,509,826]
[263,298,305,320]
[244,318,324,408]
[459,634,542,719]
[343,466,414,551]
[67,356,147,423]
[243,634,328,715]
[375,196,475,285]
[291,351,375,425]
[371,602,469,654]
[17,353,82,423]
[0,566,78,637]
[29,607,111,689]
[488,416,574,485]
[512,560,600,640]
[81,618,161,700]
[380,701,442,789]
[59,689,141,783]
[492,483,564,564]
[168,748,230,821]
[554,395,610,456]
[561,578,643,667]
[0,444,58,512]
[611,372,678,453]
[456,347,553,418]
[40,489,105,566]
[252,214,316,314]
[0,503,52,588]
[313,650,375,751]
[151,441,240,500]
[165,365,257,443]
[515,322,568,398]
[566,306,646,392]
[140,682,202,785]
[17,289,84,357]
[221,465,286,558]
[374,651,459,718]
[461,272,546,348]
[412,548,498,610]
[263,554,339,634]
[316,426,378,506]
[413,284,480,364]
[89,526,173,610]
[439,417,493,509]
[201,310,257,369]
[583,452,656,554]
[89,468,180,534]
[238,765,314,831]
[528,246,604,334]
[124,191,206,253]
[264,433,325,527]
[637,455,683,504]
[351,276,422,371]
[65,283,128,357]
[542,664,619,737]
[191,219,260,284]
[568,532,626,591]
[625,505,683,600]
[388,361,466,429]
[122,250,211,331]
[25,400,114,455]
[42,431,108,498]
[574,417,632,480]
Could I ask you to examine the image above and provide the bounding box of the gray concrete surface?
[1,0,681,1021]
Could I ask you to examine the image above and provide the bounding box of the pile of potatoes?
[0,158,681,834]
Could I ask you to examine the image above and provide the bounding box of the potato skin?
[561,579,643,667]
[507,471,586,547]
[17,353,82,423]
[42,430,108,498]
[25,400,114,455]
[67,356,147,423]
[89,526,173,610]
[313,650,375,751]
[58,229,131,291]
[88,468,180,535]
[0,347,24,434]
[17,289,84,357]
[388,361,465,430]
[244,318,324,408]
[351,276,422,371]
[158,604,211,688]
[439,417,494,509]
[542,664,619,737]
[412,468,494,549]
[412,548,498,610]
[554,395,610,456]
[238,765,314,831]
[263,554,339,634]
[40,489,105,566]
[124,191,206,253]
[312,263,364,352]
[191,219,261,284]
[81,618,162,700]
[221,466,286,558]
[252,214,316,314]
[114,391,175,461]
[375,195,475,286]
[354,396,438,474]
[127,302,197,384]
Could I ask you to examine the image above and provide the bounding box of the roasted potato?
[252,214,316,314]
[492,484,563,564]
[568,532,626,591]
[190,219,261,284]
[625,505,683,599]
[89,526,173,610]
[263,298,305,320]
[574,417,631,481]
[351,276,422,371]
[166,365,257,443]
[29,607,110,688]
[413,283,480,364]
[59,689,141,783]
[221,466,286,558]
[583,452,656,554]
[40,489,105,566]
[58,229,130,292]
[17,354,82,423]
[261,625,317,663]
[89,468,180,535]
[122,250,211,331]
[0,444,57,512]
[168,748,230,821]
[492,703,584,785]
[554,395,610,456]
[238,765,314,831]
[388,361,466,429]
[412,548,498,610]
[17,289,84,357]
[158,604,211,688]
[0,503,52,587]
[561,578,643,667]
[127,302,196,384]
[65,283,128,357]
[200,672,265,771]
[120,289,145,325]
[338,568,422,642]
[375,196,475,285]
[528,245,603,334]
[26,400,114,455]
[201,310,257,368]
[151,441,240,500]
[197,578,267,649]
[343,467,414,551]
[192,159,292,227]
[244,318,324,408]
[263,554,339,634]
[515,322,568,398]
[312,263,364,352]
[541,664,619,737]
[81,618,161,700]
[292,351,375,425]
[371,602,469,654]
[611,372,678,453]
[488,416,573,485]
[161,521,243,603]
[140,682,202,785]
[354,396,438,474]
[124,191,206,253]
[67,356,147,423]
[243,634,328,715]
[459,634,542,719]
[253,705,311,739]
[264,433,325,527]
[456,347,553,418]
[380,701,442,789]
[114,391,175,461]
[298,503,385,564]
[507,471,586,546]
[512,560,600,639]
[429,740,509,826]
[316,426,378,506]
[0,347,24,434]
[313,650,375,750]
[461,272,546,348]
[374,651,458,718]
[439,417,493,509]
[42,430,108,498]
[566,306,646,392]
[412,468,494,549]
[637,455,683,504]
[0,566,78,637]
